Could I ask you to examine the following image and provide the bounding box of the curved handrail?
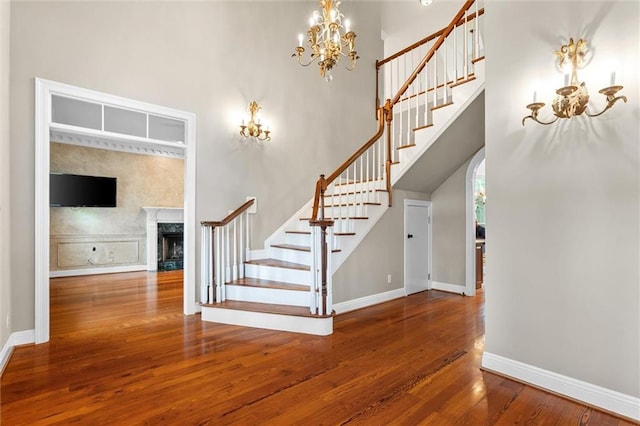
[390,0,476,107]
[201,198,255,227]
[310,105,388,221]
[376,7,484,69]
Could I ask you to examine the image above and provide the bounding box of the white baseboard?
[0,329,35,376]
[334,288,406,314]
[50,264,147,278]
[432,281,465,294]
[482,352,640,422]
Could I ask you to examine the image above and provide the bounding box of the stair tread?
[271,243,341,253]
[300,216,368,221]
[432,101,454,111]
[202,300,331,318]
[245,258,310,271]
[285,230,356,236]
[324,202,382,207]
[226,277,308,292]
[397,143,416,150]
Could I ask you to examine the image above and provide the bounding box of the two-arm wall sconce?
[522,38,627,126]
[240,101,271,141]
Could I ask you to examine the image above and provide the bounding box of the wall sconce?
[240,101,271,141]
[522,38,627,126]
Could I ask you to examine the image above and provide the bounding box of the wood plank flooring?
[1,271,635,425]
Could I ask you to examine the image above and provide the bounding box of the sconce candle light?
[522,38,627,126]
[240,101,271,141]
[292,0,358,82]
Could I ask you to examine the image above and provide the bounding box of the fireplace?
[142,207,184,272]
[157,223,184,271]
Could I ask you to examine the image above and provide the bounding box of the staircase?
[201,0,485,335]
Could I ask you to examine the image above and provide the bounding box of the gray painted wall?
[1,0,11,349]
[9,1,382,331]
[485,1,639,397]
[431,158,471,287]
[334,189,430,303]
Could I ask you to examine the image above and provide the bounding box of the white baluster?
[454,22,458,82]
[475,0,479,61]
[310,225,317,315]
[424,59,429,125]
[326,226,334,316]
[443,36,448,102]
[464,12,468,78]
[200,225,207,303]
[232,219,238,281]
[216,227,222,302]
[239,214,244,279]
[433,49,438,108]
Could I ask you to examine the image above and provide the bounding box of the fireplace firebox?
[157,223,183,271]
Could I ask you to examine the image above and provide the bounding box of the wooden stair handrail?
[376,7,484,69]
[201,198,255,227]
[390,0,476,107]
[310,105,387,221]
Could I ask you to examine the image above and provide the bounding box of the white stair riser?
[283,233,311,246]
[202,306,333,336]
[226,285,310,307]
[269,246,312,265]
[244,263,311,286]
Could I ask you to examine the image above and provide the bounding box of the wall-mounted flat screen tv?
[50,173,117,207]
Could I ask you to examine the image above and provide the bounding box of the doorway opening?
[464,147,485,296]
[35,78,197,343]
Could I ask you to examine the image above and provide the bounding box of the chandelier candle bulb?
[345,19,351,33]
[533,91,537,103]
[610,71,616,86]
[298,34,303,47]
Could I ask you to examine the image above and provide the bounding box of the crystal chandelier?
[292,0,358,82]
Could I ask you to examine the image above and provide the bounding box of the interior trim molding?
[333,288,405,314]
[35,78,198,344]
[464,146,485,297]
[431,281,465,294]
[50,264,147,278]
[482,352,640,422]
[0,330,36,377]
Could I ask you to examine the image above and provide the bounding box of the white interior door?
[404,200,431,295]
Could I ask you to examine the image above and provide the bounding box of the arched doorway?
[464,147,485,296]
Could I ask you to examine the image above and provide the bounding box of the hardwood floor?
[1,271,635,425]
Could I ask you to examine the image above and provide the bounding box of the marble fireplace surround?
[142,207,184,271]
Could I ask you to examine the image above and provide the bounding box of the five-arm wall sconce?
[240,101,271,141]
[522,37,627,126]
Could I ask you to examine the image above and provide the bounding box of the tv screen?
[50,173,117,207]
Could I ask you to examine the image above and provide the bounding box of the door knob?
[407,234,413,239]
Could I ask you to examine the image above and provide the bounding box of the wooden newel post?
[309,219,334,315]
[384,99,394,207]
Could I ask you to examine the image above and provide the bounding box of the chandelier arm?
[585,95,628,118]
[522,114,559,126]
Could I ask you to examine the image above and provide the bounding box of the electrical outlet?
[387,274,392,284]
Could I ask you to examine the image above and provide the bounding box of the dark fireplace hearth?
[157,223,183,271]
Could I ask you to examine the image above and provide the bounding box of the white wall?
[381,0,461,57]
[0,0,11,353]
[333,189,430,303]
[431,158,471,288]
[9,1,382,331]
[485,0,639,400]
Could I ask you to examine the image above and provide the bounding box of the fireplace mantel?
[142,207,184,271]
